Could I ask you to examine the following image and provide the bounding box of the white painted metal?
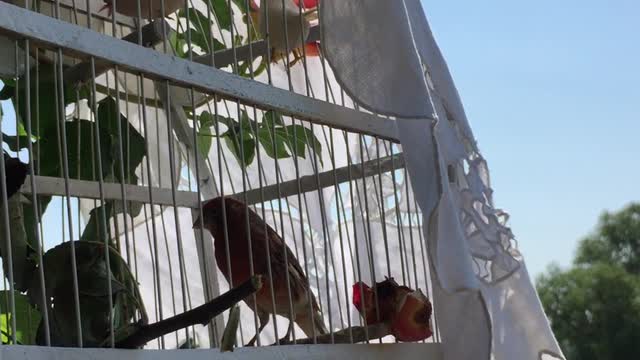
[192,25,320,69]
[65,19,169,85]
[20,175,200,208]
[42,0,136,27]
[0,2,399,141]
[0,35,30,77]
[20,153,404,209]
[0,344,444,360]
[236,153,405,204]
[0,5,428,355]
[155,79,225,340]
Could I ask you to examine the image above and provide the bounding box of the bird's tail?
[296,307,328,338]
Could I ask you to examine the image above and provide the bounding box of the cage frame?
[0,1,443,357]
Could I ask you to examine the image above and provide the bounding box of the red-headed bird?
[193,196,327,345]
[293,0,318,8]
[352,277,432,342]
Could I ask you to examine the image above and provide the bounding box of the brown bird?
[352,277,433,342]
[193,196,327,345]
[248,0,319,67]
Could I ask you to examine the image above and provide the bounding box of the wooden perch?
[220,305,241,352]
[64,19,169,86]
[275,323,391,346]
[115,275,263,349]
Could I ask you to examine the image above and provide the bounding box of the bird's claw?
[278,334,290,345]
[286,49,304,69]
[244,338,257,347]
[99,2,113,17]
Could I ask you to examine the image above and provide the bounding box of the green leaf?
[2,133,32,151]
[170,31,187,58]
[80,203,112,244]
[76,84,92,102]
[251,59,268,77]
[222,130,255,168]
[239,110,255,131]
[16,121,30,137]
[0,83,14,100]
[262,110,284,128]
[21,196,52,261]
[257,127,290,159]
[112,200,143,219]
[237,58,267,78]
[13,65,80,139]
[178,8,214,36]
[199,111,236,132]
[0,195,36,292]
[197,125,213,158]
[1,78,15,87]
[80,200,143,245]
[285,124,322,164]
[97,97,146,185]
[65,120,112,181]
[0,291,41,345]
[208,0,233,30]
[233,34,244,46]
[14,74,55,138]
[32,241,146,346]
[177,29,226,54]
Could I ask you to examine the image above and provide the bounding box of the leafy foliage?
[0,195,36,292]
[169,0,321,165]
[0,291,40,345]
[171,0,265,77]
[31,241,145,346]
[537,263,640,360]
[197,110,322,169]
[0,75,148,346]
[537,203,640,360]
[575,203,640,274]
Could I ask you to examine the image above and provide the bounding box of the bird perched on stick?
[353,277,433,342]
[100,0,183,20]
[193,196,327,345]
[248,0,320,67]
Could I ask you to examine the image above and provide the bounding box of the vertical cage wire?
[0,1,440,350]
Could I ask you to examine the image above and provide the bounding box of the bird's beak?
[192,216,202,229]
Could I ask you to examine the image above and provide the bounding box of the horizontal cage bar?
[20,153,405,207]
[0,2,400,141]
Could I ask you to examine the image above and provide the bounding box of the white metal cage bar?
[0,0,441,356]
[0,2,398,140]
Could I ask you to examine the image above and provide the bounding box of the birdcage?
[0,1,564,359]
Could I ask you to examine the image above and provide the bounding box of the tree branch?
[274,323,391,346]
[115,275,263,349]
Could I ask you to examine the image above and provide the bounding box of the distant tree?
[536,203,640,360]
[575,203,640,274]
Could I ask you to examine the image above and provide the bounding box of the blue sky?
[421,0,640,277]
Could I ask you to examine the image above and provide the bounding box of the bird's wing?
[266,224,309,288]
[246,204,316,307]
